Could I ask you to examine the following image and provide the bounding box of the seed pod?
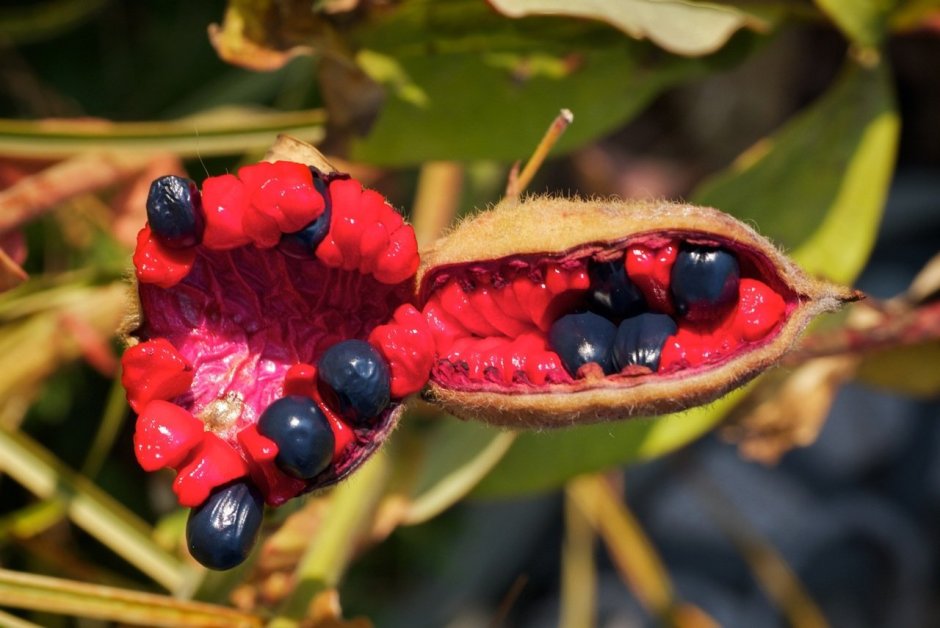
[122,136,423,521]
[417,196,858,427]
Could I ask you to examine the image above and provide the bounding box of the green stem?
[0,426,195,593]
[270,452,390,626]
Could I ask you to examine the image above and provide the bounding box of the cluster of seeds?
[420,239,789,390]
[124,152,851,569]
[124,162,433,569]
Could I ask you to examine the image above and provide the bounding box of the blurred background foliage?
[0,0,938,626]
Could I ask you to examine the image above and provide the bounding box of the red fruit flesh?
[419,234,796,392]
[124,163,430,508]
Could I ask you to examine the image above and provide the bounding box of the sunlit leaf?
[694,59,899,284]
[0,568,260,627]
[342,0,749,164]
[474,389,747,498]
[350,45,718,165]
[489,0,756,57]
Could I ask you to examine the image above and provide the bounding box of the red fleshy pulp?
[133,227,195,289]
[134,400,204,471]
[625,240,678,314]
[124,163,432,509]
[368,304,436,398]
[173,433,249,507]
[420,236,795,391]
[122,338,194,413]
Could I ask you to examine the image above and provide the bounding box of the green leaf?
[488,0,756,57]
[473,389,747,498]
[0,568,260,627]
[403,419,516,524]
[0,426,196,593]
[694,59,899,284]
[0,108,326,159]
[813,0,896,47]
[350,45,715,165]
[856,341,940,397]
[346,0,749,164]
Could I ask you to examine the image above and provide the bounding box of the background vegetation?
[0,0,938,626]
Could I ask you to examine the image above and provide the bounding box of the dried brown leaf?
[0,247,28,292]
[722,356,858,464]
[0,152,151,234]
[208,3,319,71]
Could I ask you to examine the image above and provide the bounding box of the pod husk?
[418,196,860,428]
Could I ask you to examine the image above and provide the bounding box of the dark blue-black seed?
[588,260,645,318]
[548,312,617,377]
[257,395,334,480]
[318,340,391,427]
[612,313,677,373]
[280,176,332,259]
[146,175,204,248]
[186,480,264,570]
[670,245,740,317]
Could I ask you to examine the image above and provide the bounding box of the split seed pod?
[417,196,859,428]
[122,136,424,520]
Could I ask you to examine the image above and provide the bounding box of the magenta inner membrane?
[137,245,411,437]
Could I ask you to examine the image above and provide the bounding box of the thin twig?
[505,109,573,199]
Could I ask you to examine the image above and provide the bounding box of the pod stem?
[506,108,573,199]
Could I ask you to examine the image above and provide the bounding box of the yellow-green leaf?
[489,0,755,57]
[473,388,747,498]
[694,59,899,285]
[0,569,260,627]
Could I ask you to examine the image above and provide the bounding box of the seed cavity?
[420,238,790,389]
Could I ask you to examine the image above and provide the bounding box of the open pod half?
[417,196,859,428]
[121,138,428,568]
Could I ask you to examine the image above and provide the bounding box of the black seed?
[280,176,332,258]
[318,340,391,427]
[258,395,334,480]
[186,480,263,570]
[146,175,204,248]
[671,245,740,319]
[548,312,617,377]
[588,259,645,318]
[612,313,677,373]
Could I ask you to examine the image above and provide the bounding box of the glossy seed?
[671,245,740,320]
[548,311,617,377]
[612,313,678,373]
[588,259,645,318]
[318,340,391,427]
[146,175,204,248]
[257,395,334,480]
[279,175,332,258]
[186,480,264,570]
